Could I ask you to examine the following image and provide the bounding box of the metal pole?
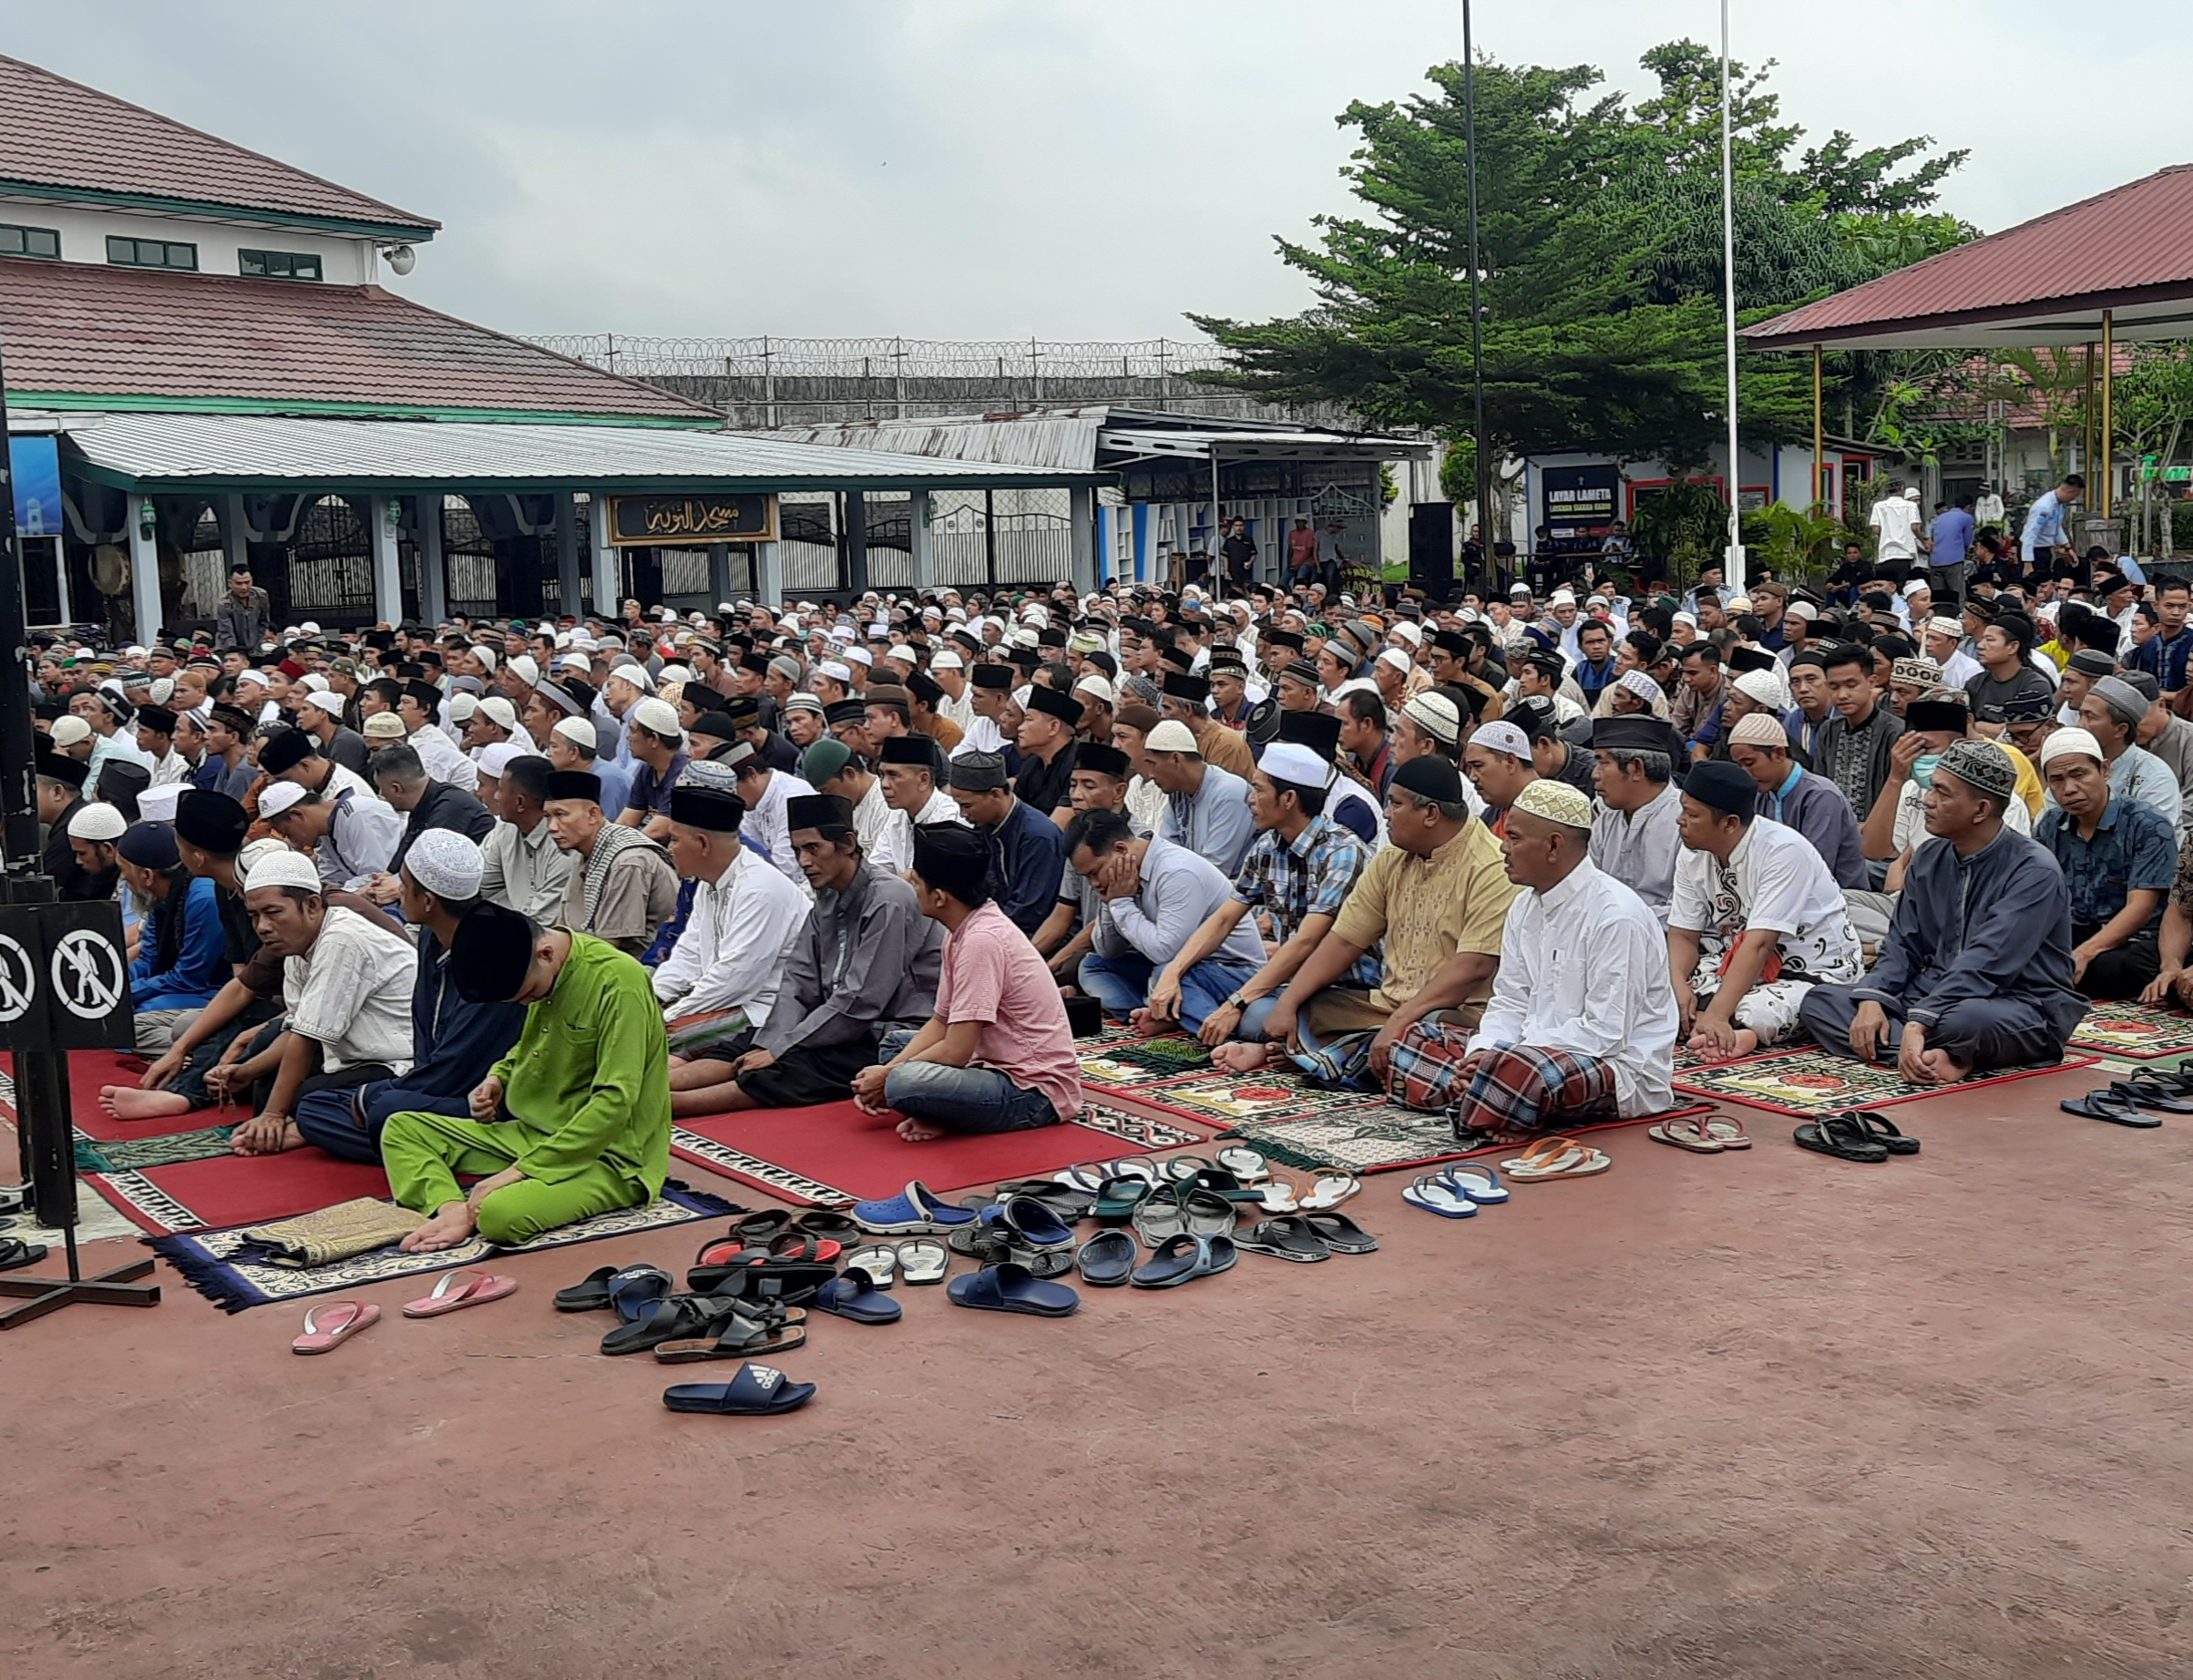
[1462,0,1491,585]
[2084,343,2096,485]
[2101,310,2115,520]
[1209,449,1223,599]
[1718,0,1744,589]
[1811,344,1824,510]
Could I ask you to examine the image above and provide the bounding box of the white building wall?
[0,194,384,283]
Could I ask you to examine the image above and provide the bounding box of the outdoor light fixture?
[382,243,415,276]
[136,500,156,542]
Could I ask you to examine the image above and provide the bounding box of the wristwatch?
[1225,992,1249,1011]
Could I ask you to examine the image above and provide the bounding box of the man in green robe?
[384,905,671,1252]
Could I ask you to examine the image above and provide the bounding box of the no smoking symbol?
[49,928,124,1020]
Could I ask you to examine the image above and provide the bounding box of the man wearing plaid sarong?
[1386,779,1677,1137]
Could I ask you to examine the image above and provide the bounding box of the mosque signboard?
[607,493,778,546]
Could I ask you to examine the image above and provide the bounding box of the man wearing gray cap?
[2071,674,2184,844]
[1798,738,2083,1083]
[289,830,527,1163]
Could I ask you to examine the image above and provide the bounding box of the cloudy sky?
[12,1,2187,343]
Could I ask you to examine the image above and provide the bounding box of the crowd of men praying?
[26,517,2178,1246]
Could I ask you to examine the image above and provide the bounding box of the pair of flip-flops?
[687,1231,844,1291]
[1648,1112,1751,1152]
[663,1361,815,1416]
[1130,1183,1239,1244]
[0,1236,47,1274]
[948,1260,1080,1316]
[1234,1211,1378,1261]
[1401,1163,1511,1219]
[2061,1080,2187,1128]
[714,1207,860,1248]
[1501,1137,1612,1180]
[837,1239,949,1286]
[1794,1109,1921,1163]
[292,1270,518,1354]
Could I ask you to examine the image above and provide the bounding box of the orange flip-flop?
[401,1271,518,1317]
[292,1300,379,1354]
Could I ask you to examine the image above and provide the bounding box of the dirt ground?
[4,1063,2191,1680]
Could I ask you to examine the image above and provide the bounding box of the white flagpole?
[1720,0,1746,590]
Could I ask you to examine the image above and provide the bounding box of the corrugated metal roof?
[0,55,436,233]
[0,257,716,422]
[57,412,1110,492]
[765,406,1430,468]
[1747,164,2193,349]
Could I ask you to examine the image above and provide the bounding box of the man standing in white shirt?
[1384,778,1678,1133]
[1666,760,1865,1060]
[1870,482,1923,580]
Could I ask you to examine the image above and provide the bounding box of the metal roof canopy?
[1744,163,2193,352]
[54,412,1111,495]
[1099,427,1433,462]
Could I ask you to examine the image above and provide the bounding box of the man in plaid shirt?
[1141,741,1378,1072]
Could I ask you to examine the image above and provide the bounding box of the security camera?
[384,244,415,276]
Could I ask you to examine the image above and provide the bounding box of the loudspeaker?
[1408,503,1454,594]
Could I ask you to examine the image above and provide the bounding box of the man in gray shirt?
[1066,807,1266,1033]
[214,569,272,651]
[1586,716,1683,923]
[1145,718,1255,875]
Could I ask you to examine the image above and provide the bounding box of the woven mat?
[75,1124,237,1173]
[1107,1067,1389,1127]
[1672,1046,2096,1116]
[1216,1100,1717,1176]
[146,1179,739,1313]
[2067,1003,2193,1060]
[1077,1032,1216,1090]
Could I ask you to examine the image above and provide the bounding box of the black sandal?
[601,1293,737,1356]
[652,1301,807,1363]
[1794,1113,1889,1163]
[0,1237,46,1274]
[2114,1079,2193,1115]
[1831,1109,1921,1155]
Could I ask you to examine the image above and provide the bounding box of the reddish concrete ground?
[4,1063,2190,1679]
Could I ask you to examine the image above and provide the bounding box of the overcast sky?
[12,1,2188,343]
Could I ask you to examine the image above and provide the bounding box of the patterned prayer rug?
[75,1124,236,1173]
[1672,1046,2097,1116]
[1110,1068,1389,1126]
[1077,1032,1215,1090]
[2067,1003,2193,1060]
[1213,1100,1719,1176]
[669,1099,1211,1207]
[146,1180,740,1313]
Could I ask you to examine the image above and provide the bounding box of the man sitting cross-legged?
[1666,758,1865,1062]
[1260,754,1517,1082]
[386,904,672,1252]
[2032,727,2176,1001]
[152,847,418,1155]
[1798,737,2085,1083]
[1067,805,1268,1033]
[1157,741,1378,1072]
[1384,778,1679,1133]
[288,831,528,1163]
[851,823,1082,1142]
[543,767,681,956]
[668,794,942,1115]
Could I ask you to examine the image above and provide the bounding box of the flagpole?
[1720,0,1745,590]
[1462,0,1491,588]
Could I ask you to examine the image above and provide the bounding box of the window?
[0,224,59,260]
[106,236,198,271]
[239,249,323,282]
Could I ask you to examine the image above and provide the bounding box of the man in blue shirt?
[1927,491,1976,600]
[2033,727,2175,999]
[2131,578,2193,698]
[2020,473,2084,569]
[948,750,1068,937]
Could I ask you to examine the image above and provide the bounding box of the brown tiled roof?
[0,258,717,421]
[1748,165,2193,346]
[0,55,436,233]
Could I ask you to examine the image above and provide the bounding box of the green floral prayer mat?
[75,1124,236,1173]
[1077,1032,1214,1088]
[1672,1046,2097,1116]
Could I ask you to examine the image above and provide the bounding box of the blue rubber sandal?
[1401,1176,1480,1218]
[946,1260,1080,1316]
[813,1267,903,1325]
[607,1265,673,1322]
[661,1361,815,1415]
[1074,1229,1138,1286]
[1130,1233,1239,1288]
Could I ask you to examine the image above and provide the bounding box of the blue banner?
[9,435,61,538]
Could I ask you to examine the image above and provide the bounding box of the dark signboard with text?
[1542,464,1621,531]
[608,493,777,546]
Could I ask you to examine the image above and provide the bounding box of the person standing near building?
[1928,491,1977,600]
[215,568,272,651]
[1870,483,1923,583]
[2021,474,2084,572]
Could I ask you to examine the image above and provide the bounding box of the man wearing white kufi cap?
[258,776,405,888]
[289,829,527,1163]
[1385,775,1679,1138]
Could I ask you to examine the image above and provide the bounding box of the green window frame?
[0,223,60,259]
[106,236,198,271]
[239,248,323,282]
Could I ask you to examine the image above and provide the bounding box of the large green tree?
[1192,42,1972,476]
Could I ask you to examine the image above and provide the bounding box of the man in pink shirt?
[851,824,1083,1142]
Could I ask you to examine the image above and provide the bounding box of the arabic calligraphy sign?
[608,493,777,546]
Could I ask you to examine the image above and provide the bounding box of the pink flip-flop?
[401,1271,518,1318]
[292,1300,380,1354]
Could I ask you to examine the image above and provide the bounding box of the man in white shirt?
[724,741,816,886]
[653,774,808,1055]
[875,734,966,856]
[1870,483,1923,575]
[397,680,479,791]
[1385,778,1678,1134]
[1666,760,1864,1060]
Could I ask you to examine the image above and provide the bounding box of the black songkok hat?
[452,903,538,1004]
[543,770,603,805]
[174,790,251,855]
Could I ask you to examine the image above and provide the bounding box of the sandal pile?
[2059,1077,2188,1129]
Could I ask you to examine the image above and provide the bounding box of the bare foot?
[1685,1029,1760,1064]
[1209,1041,1274,1073]
[99,1085,196,1122]
[896,1117,947,1142]
[399,1201,478,1253]
[1915,1048,1971,1085]
[229,1115,304,1155]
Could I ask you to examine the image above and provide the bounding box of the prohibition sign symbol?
[49,927,125,1020]
[0,934,32,1024]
